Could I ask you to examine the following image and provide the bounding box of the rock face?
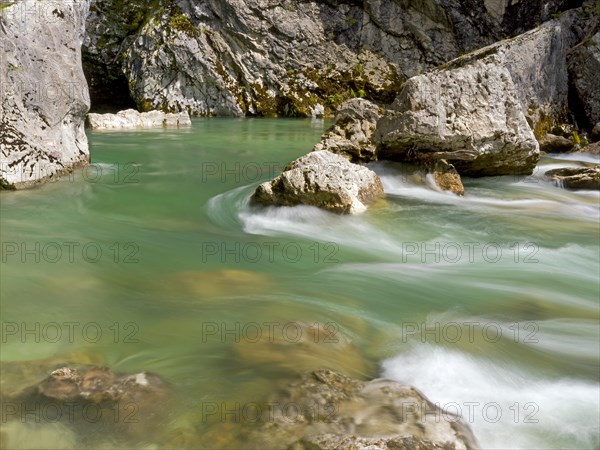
[375,60,540,176]
[252,151,384,214]
[233,369,478,450]
[539,133,575,152]
[568,32,600,128]
[86,109,192,129]
[0,0,91,189]
[121,1,402,117]
[545,166,600,189]
[82,0,582,117]
[313,98,383,163]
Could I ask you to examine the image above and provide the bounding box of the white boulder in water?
[86,109,192,130]
[253,150,384,214]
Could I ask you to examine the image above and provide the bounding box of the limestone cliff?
[83,0,583,117]
[1,0,91,188]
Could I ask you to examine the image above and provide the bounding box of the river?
[1,119,598,449]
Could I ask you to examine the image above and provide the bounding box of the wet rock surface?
[224,369,478,450]
[545,165,600,189]
[430,159,465,195]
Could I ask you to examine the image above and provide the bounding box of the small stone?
[432,159,465,195]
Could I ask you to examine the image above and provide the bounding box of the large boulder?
[86,109,192,129]
[375,60,540,176]
[252,151,384,214]
[568,31,600,128]
[0,0,91,189]
[227,369,479,450]
[313,98,383,163]
[372,15,597,176]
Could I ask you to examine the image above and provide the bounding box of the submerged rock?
[568,32,600,128]
[313,99,383,163]
[253,151,384,214]
[0,0,91,188]
[545,166,600,189]
[86,109,192,129]
[234,369,478,450]
[5,365,170,440]
[233,322,371,379]
[538,133,575,153]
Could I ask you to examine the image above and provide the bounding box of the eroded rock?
[253,151,384,214]
[86,109,192,129]
[545,166,600,189]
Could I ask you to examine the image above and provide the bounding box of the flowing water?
[0,119,598,449]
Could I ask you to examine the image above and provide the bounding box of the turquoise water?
[1,119,599,448]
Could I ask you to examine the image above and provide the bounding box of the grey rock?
[545,165,600,189]
[86,109,192,129]
[313,98,383,163]
[238,369,478,450]
[252,151,384,214]
[375,59,539,176]
[538,133,575,152]
[0,0,91,188]
[569,32,600,128]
